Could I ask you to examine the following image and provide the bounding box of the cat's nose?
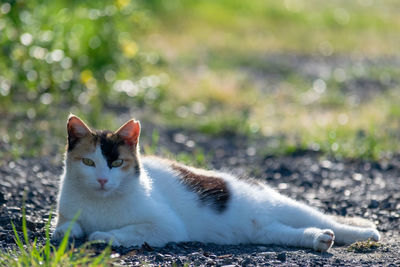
[97,178,108,187]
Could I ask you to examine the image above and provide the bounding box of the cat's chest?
[77,198,144,233]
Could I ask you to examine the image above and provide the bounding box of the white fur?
[53,151,380,252]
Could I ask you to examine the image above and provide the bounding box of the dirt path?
[1,130,399,266]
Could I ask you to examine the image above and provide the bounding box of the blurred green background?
[1,0,400,161]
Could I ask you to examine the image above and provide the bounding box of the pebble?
[260,252,275,259]
[173,258,183,266]
[206,259,215,265]
[369,199,379,209]
[155,253,164,261]
[221,258,234,265]
[241,257,254,266]
[277,252,286,262]
[0,192,5,205]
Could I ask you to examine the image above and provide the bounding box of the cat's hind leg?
[329,223,380,245]
[273,198,380,245]
[254,222,335,252]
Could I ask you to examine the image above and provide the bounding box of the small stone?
[0,192,5,205]
[155,253,164,262]
[241,257,254,266]
[353,173,363,181]
[189,252,201,260]
[193,260,203,266]
[277,252,286,262]
[368,199,379,209]
[174,258,183,266]
[222,258,234,265]
[269,260,283,265]
[260,252,275,259]
[206,259,215,265]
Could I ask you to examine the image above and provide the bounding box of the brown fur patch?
[66,134,97,161]
[118,145,141,173]
[171,163,230,213]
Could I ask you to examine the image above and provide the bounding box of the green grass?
[139,0,400,160]
[144,0,400,55]
[0,206,113,267]
[347,238,382,253]
[1,0,400,161]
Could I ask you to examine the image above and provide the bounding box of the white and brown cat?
[52,115,380,252]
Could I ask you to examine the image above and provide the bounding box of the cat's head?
[65,114,141,197]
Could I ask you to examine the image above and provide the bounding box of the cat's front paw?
[89,231,121,247]
[313,229,335,252]
[52,222,84,243]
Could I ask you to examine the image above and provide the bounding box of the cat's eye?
[111,159,123,168]
[82,158,95,167]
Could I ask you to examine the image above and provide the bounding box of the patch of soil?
[1,127,400,266]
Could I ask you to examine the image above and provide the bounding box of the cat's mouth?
[95,187,113,197]
[96,186,110,193]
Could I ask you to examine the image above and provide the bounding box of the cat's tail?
[329,215,376,229]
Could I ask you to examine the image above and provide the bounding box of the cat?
[52,114,380,252]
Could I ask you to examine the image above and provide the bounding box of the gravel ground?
[1,129,400,266]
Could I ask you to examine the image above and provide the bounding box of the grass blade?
[3,207,113,266]
[52,210,81,266]
[11,221,25,253]
[44,211,53,265]
[21,204,29,246]
[11,221,29,266]
[30,237,43,265]
[88,245,112,267]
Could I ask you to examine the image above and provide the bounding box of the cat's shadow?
[88,241,335,257]
[52,238,335,261]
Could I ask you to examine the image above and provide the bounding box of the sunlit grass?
[1,0,400,161]
[145,0,400,56]
[137,0,400,159]
[0,206,113,267]
[247,87,400,159]
[347,238,382,253]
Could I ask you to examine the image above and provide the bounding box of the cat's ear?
[115,119,141,147]
[67,114,92,141]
